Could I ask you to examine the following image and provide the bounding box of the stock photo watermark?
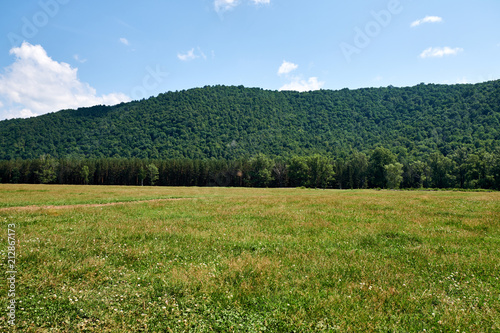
[7,0,70,47]
[6,223,17,326]
[130,65,169,101]
[339,0,406,63]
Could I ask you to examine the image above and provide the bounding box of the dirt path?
[0,197,191,212]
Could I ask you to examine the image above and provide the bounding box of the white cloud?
[278,61,298,75]
[19,108,38,118]
[420,46,463,58]
[0,42,130,120]
[177,48,206,61]
[73,54,87,63]
[214,0,269,13]
[178,49,197,61]
[199,49,207,60]
[119,37,129,46]
[411,16,443,27]
[279,77,324,92]
[215,0,239,13]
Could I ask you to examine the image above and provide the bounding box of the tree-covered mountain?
[0,81,499,160]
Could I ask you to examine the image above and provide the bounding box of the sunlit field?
[1,184,499,332]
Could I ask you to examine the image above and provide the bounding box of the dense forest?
[0,81,499,189]
[1,147,499,190]
[0,81,499,160]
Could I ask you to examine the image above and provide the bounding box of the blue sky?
[0,0,499,120]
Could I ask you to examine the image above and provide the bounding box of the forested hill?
[1,81,499,160]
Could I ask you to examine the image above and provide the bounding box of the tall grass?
[1,185,499,332]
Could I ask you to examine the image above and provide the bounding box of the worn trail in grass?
[0,185,499,332]
[0,198,190,212]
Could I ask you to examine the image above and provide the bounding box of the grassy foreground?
[0,184,499,332]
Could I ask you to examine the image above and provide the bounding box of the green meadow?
[0,184,499,332]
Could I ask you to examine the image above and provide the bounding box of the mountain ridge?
[0,80,499,160]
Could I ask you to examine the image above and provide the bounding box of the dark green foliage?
[428,152,456,188]
[1,81,500,189]
[147,163,159,185]
[287,156,309,187]
[403,160,429,189]
[248,154,273,187]
[305,154,335,188]
[368,147,397,188]
[343,151,369,189]
[0,152,499,189]
[1,81,500,160]
[385,163,404,189]
[35,154,58,184]
[80,165,90,185]
[492,149,500,190]
[285,155,335,188]
[138,166,146,186]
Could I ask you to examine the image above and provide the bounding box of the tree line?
[1,147,499,190]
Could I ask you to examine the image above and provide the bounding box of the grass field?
[0,184,499,332]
